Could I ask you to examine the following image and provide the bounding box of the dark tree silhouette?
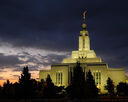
[86,70,98,97]
[72,62,85,85]
[3,80,14,98]
[31,79,38,97]
[19,66,32,98]
[19,66,31,84]
[105,77,114,95]
[0,85,2,98]
[37,79,45,97]
[117,82,128,96]
[66,62,98,99]
[0,65,99,99]
[43,74,56,98]
[66,62,86,99]
[12,82,20,99]
[0,67,64,99]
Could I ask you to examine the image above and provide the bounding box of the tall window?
[68,70,73,84]
[70,71,72,83]
[93,71,101,85]
[56,72,63,85]
[83,37,85,49]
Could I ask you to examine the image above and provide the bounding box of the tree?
[12,82,20,99]
[86,70,98,97]
[19,66,32,98]
[0,85,2,98]
[37,79,45,97]
[105,77,114,95]
[19,66,31,84]
[3,80,14,98]
[66,62,99,99]
[117,82,128,96]
[31,79,38,97]
[43,74,56,98]
[66,62,86,99]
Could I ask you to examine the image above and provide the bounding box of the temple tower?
[70,11,97,59]
[79,11,90,51]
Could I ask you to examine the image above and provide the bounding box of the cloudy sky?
[0,0,128,84]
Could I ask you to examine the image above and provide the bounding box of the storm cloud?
[0,53,23,68]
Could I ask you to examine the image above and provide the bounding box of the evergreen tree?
[43,74,56,98]
[66,62,86,99]
[105,77,114,95]
[66,63,99,99]
[19,66,31,84]
[86,70,98,97]
[19,66,32,98]
[117,82,128,96]
[72,62,85,85]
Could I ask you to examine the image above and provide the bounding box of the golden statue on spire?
[83,10,87,24]
[82,10,87,29]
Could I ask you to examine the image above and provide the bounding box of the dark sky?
[0,0,128,80]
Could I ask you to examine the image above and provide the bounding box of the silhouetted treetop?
[105,77,114,95]
[72,62,85,85]
[86,70,95,85]
[19,66,31,84]
[44,74,56,98]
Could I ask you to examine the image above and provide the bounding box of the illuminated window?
[99,72,101,84]
[96,72,98,84]
[56,72,63,85]
[68,70,72,84]
[56,72,57,84]
[70,71,72,83]
[93,71,101,85]
[83,37,85,49]
[58,73,60,84]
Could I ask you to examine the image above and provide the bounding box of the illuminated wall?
[39,62,125,93]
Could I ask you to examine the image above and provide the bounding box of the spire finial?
[83,10,87,24]
[82,10,87,29]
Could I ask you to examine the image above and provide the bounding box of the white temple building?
[39,12,125,93]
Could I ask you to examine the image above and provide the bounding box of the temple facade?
[39,12,125,93]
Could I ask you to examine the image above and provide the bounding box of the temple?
[39,11,125,93]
